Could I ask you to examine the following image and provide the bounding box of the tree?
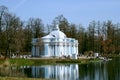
[0,5,8,55]
[24,23,32,52]
[27,18,44,38]
[69,23,77,38]
[115,23,120,54]
[3,13,25,57]
[52,15,70,37]
[0,5,8,32]
[11,20,25,55]
[1,12,13,57]
[87,21,96,52]
[24,18,44,52]
[77,26,87,54]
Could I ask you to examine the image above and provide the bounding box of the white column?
[37,46,39,56]
[34,46,36,56]
[51,45,54,56]
[64,43,66,56]
[57,45,60,56]
[75,44,78,59]
[69,44,72,55]
[54,45,56,56]
[62,44,64,56]
[50,45,52,56]
[64,45,66,56]
[32,46,35,56]
[71,45,73,54]
[61,44,64,56]
[36,46,38,56]
[55,44,57,56]
[59,45,61,56]
[44,43,49,57]
[69,44,71,56]
[73,45,75,54]
[67,45,69,56]
[53,45,55,56]
[47,45,49,56]
[66,45,68,56]
[76,44,78,55]
[57,45,60,57]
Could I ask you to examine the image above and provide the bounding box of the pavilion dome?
[42,25,66,39]
[49,25,66,38]
[50,30,66,38]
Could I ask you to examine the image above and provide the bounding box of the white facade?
[32,25,78,59]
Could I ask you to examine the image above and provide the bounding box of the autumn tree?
[52,15,70,37]
[23,22,32,52]
[69,23,77,38]
[27,18,44,38]
[87,21,96,52]
[0,5,8,54]
[77,26,87,54]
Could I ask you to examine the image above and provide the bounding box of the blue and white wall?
[31,25,78,59]
[32,38,78,59]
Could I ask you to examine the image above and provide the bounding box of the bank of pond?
[0,77,50,80]
[0,57,104,66]
[1,53,119,66]
[0,56,120,80]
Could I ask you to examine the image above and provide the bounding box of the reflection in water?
[0,57,120,80]
[78,57,120,80]
[0,66,26,77]
[30,64,79,80]
[78,62,108,80]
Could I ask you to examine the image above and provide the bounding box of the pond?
[0,57,120,80]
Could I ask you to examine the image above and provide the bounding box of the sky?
[0,0,120,27]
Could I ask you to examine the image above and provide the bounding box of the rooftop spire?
[52,24,60,31]
[56,24,60,30]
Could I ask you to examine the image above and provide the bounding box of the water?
[0,57,120,80]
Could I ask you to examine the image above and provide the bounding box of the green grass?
[0,58,103,66]
[10,58,34,66]
[0,77,53,80]
[8,58,62,66]
[56,59,81,63]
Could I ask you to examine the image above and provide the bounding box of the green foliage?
[0,5,120,57]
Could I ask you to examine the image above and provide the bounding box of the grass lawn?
[0,77,53,80]
[0,57,103,66]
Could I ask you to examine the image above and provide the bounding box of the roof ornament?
[56,24,60,30]
[53,24,60,31]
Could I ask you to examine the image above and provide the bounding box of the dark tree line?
[0,5,120,57]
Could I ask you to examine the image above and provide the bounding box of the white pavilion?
[31,25,78,59]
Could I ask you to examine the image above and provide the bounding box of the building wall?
[32,38,78,59]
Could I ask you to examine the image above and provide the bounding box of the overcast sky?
[1,0,120,27]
